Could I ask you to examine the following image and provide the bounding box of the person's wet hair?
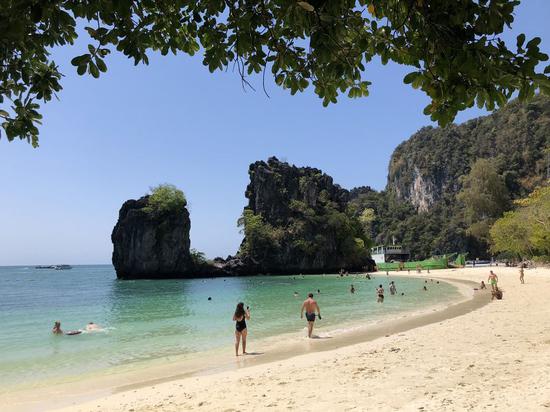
[308,293,314,298]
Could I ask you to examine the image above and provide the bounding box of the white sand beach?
[46,266,550,412]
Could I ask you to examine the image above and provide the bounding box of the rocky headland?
[111,191,195,279]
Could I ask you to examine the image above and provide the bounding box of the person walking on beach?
[389,281,397,295]
[377,285,384,303]
[519,267,525,284]
[488,271,499,291]
[301,293,321,338]
[233,302,250,356]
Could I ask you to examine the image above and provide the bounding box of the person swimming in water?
[52,321,63,334]
[86,322,101,332]
[53,321,81,336]
[301,293,321,338]
[233,302,251,356]
[376,285,384,303]
[350,284,355,294]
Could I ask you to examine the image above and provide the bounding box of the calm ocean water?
[0,265,461,391]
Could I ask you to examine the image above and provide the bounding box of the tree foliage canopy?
[457,158,510,243]
[490,182,550,260]
[144,184,187,215]
[2,0,550,146]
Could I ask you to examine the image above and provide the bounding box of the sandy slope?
[56,266,550,411]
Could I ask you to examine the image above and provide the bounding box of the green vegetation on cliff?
[353,96,550,260]
[143,184,187,216]
[237,158,372,273]
[491,183,550,261]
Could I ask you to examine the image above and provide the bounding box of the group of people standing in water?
[232,275,422,355]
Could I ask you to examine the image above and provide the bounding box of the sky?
[1,1,550,265]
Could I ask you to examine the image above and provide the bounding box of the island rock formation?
[111,195,194,279]
[233,157,375,274]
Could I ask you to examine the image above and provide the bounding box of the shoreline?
[2,273,486,412]
[51,266,550,411]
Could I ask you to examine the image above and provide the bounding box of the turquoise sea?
[0,265,462,392]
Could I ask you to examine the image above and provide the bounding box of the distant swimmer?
[488,271,499,291]
[423,286,428,291]
[208,297,212,301]
[350,284,355,294]
[389,281,397,295]
[294,291,299,297]
[519,267,525,284]
[401,292,405,296]
[317,289,321,294]
[366,273,371,280]
[233,302,251,356]
[301,293,321,338]
[86,322,101,332]
[53,321,81,336]
[52,321,63,335]
[376,285,384,303]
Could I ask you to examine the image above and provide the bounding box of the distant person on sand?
[350,284,355,294]
[377,285,384,303]
[480,281,487,290]
[233,302,251,356]
[519,267,525,284]
[492,287,503,300]
[301,293,321,338]
[52,321,63,334]
[389,281,397,295]
[488,271,499,291]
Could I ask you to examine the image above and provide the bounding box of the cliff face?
[388,96,550,212]
[111,195,194,279]
[238,157,374,273]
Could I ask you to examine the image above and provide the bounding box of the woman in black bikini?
[233,302,251,356]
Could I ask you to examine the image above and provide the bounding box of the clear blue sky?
[1,1,549,265]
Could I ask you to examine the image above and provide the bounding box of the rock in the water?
[237,156,375,274]
[111,195,194,279]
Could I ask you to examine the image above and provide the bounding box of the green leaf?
[516,34,525,49]
[89,62,100,78]
[96,58,107,73]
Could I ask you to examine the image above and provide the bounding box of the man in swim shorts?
[488,270,498,291]
[301,293,321,338]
